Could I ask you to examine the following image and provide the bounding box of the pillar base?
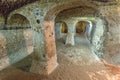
[66,33,75,46]
[30,54,58,75]
[46,54,58,74]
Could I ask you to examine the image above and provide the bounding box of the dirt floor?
[0,35,120,80]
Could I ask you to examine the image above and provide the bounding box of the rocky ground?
[0,35,120,80]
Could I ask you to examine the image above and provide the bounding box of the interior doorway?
[61,22,68,33]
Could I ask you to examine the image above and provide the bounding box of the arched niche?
[7,14,30,28]
[2,13,34,71]
[7,13,33,46]
[75,21,87,35]
[55,22,68,40]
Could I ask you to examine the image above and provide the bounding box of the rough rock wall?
[99,5,120,64]
[55,6,106,57]
[0,13,33,59]
[0,0,119,73]
[0,14,6,58]
[91,19,106,58]
[55,3,120,60]
[55,7,96,45]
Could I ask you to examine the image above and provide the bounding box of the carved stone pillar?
[30,8,58,75]
[65,20,75,46]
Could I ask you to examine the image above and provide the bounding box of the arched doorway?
[75,21,87,36]
[6,14,33,70]
[75,21,92,38]
[74,20,93,44]
[61,22,68,33]
[55,22,68,44]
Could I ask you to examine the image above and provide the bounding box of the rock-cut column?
[65,21,75,46]
[30,19,47,75]
[30,20,58,75]
[44,20,58,74]
[30,8,58,75]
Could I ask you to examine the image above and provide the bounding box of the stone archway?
[75,20,93,41]
[43,1,99,74]
[75,21,88,36]
[74,17,106,57]
[7,13,33,62]
[6,7,58,75]
[56,17,106,57]
[75,17,106,57]
[44,0,98,48]
[41,1,99,75]
[0,13,34,71]
[7,14,30,28]
[55,22,68,39]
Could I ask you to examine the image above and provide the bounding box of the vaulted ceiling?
[0,0,117,16]
[0,0,37,16]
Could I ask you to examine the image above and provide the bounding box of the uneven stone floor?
[56,35,100,65]
[0,35,120,80]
